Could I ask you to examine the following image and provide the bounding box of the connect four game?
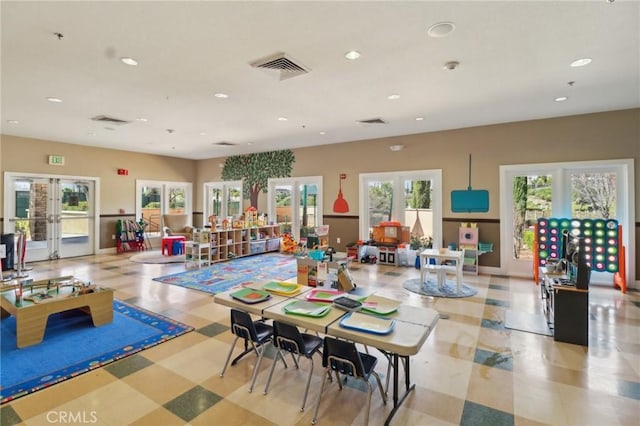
[536,218,619,273]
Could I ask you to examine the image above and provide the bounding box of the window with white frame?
[358,170,443,248]
[203,180,243,226]
[499,159,634,282]
[136,180,192,236]
[267,176,323,241]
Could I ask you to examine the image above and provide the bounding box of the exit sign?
[48,155,65,166]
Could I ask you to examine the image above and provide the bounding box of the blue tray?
[339,311,395,335]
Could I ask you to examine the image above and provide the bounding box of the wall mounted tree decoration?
[221,149,295,208]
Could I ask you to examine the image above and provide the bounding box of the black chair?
[220,309,286,392]
[263,320,324,412]
[312,336,386,425]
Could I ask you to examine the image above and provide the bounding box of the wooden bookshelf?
[209,224,281,263]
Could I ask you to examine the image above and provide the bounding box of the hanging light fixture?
[333,174,350,213]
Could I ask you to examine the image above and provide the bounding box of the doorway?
[3,173,98,262]
[499,159,634,283]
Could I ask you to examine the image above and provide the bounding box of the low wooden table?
[0,276,114,348]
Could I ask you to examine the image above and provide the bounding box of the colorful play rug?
[403,277,478,298]
[0,300,193,404]
[153,252,297,295]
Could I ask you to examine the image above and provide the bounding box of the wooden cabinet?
[540,268,589,346]
[209,224,281,263]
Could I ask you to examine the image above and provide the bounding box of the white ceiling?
[2,1,639,160]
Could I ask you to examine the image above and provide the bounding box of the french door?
[203,180,243,225]
[267,177,323,241]
[4,173,97,262]
[500,159,634,283]
[136,180,192,236]
[358,170,443,248]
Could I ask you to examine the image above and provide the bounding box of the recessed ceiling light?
[389,144,404,152]
[7,120,19,124]
[278,117,288,121]
[387,94,400,100]
[199,132,207,136]
[247,142,253,146]
[214,93,229,98]
[120,57,138,66]
[415,117,424,121]
[345,50,361,60]
[46,97,63,103]
[555,96,568,102]
[570,58,592,67]
[319,131,326,135]
[427,22,455,38]
[135,117,148,122]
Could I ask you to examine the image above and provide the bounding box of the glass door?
[359,170,442,247]
[4,173,96,262]
[500,160,634,282]
[57,179,94,258]
[267,177,323,241]
[203,180,243,226]
[136,180,193,236]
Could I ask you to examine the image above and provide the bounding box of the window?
[203,180,242,225]
[359,170,442,247]
[268,177,322,240]
[136,180,192,236]
[500,159,634,282]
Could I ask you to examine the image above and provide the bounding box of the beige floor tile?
[122,364,199,405]
[128,407,188,426]
[3,254,638,426]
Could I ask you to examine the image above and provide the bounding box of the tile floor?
[1,252,638,426]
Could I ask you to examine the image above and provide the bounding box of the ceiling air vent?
[250,52,310,80]
[213,141,235,146]
[91,115,130,125]
[358,118,387,125]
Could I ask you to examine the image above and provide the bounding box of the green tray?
[230,288,272,304]
[283,300,331,317]
[263,281,302,295]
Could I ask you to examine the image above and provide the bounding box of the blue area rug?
[0,300,193,404]
[152,252,297,295]
[403,277,478,298]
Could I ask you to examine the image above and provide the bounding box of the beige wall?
[196,108,639,218]
[1,135,196,216]
[2,108,639,278]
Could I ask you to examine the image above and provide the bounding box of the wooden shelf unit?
[209,224,281,263]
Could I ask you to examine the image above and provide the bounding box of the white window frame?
[267,176,323,241]
[202,180,243,225]
[499,159,635,285]
[358,170,443,247]
[136,180,193,231]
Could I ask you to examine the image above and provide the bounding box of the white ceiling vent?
[358,118,387,125]
[91,115,130,125]
[250,52,310,80]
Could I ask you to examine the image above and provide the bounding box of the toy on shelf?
[245,206,258,227]
[281,233,297,253]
